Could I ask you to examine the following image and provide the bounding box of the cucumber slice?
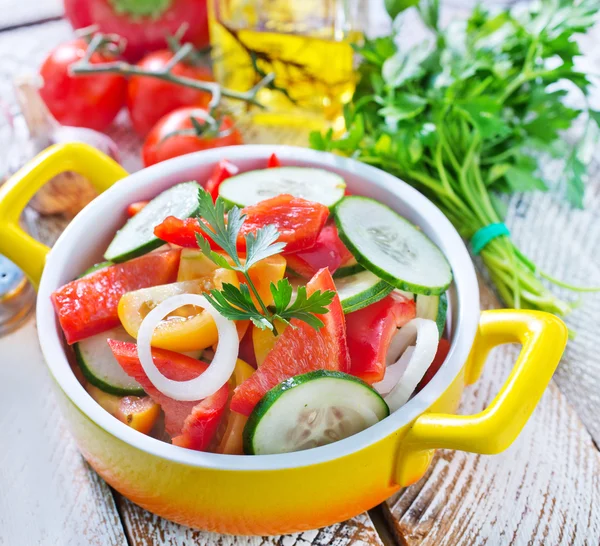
[104,181,202,262]
[335,197,452,295]
[78,261,113,278]
[335,270,393,314]
[333,262,365,278]
[75,327,145,396]
[218,167,346,208]
[416,293,448,337]
[244,370,389,455]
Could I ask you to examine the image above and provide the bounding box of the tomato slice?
[154,194,329,254]
[126,200,149,217]
[108,340,228,451]
[284,223,353,278]
[51,250,180,344]
[204,160,238,201]
[241,194,329,253]
[416,338,451,392]
[346,292,416,384]
[231,268,350,416]
[267,153,281,168]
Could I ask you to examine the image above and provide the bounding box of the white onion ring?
[373,346,415,395]
[382,318,439,412]
[137,294,239,401]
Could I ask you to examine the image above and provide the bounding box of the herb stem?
[70,32,274,110]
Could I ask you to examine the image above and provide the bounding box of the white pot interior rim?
[36,145,480,471]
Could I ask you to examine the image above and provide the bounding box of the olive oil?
[209,0,365,130]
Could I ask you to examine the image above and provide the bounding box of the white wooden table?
[1,2,600,545]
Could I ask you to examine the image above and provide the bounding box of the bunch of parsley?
[311,0,600,315]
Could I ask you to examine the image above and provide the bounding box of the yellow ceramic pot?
[0,143,567,535]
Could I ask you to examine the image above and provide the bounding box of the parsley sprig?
[311,0,600,317]
[194,190,335,333]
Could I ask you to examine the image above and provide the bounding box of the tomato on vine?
[127,49,214,137]
[142,107,243,167]
[39,38,127,131]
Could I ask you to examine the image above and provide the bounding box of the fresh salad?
[51,154,453,455]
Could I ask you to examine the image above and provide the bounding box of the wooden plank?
[0,0,62,31]
[116,496,384,546]
[383,282,600,545]
[0,319,128,546]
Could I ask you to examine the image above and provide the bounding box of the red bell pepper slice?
[416,338,451,392]
[238,325,258,368]
[346,292,416,384]
[108,340,229,451]
[284,223,353,278]
[51,249,180,344]
[126,200,149,217]
[267,153,281,168]
[154,194,329,254]
[204,160,238,201]
[231,268,350,416]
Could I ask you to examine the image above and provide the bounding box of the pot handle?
[405,309,567,455]
[0,143,128,289]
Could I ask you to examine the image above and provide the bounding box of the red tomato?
[142,107,242,167]
[239,195,329,253]
[63,0,209,62]
[417,338,451,392]
[126,200,149,217]
[346,292,416,384]
[205,160,239,201]
[154,194,329,253]
[51,249,180,344]
[108,340,228,451]
[39,39,127,131]
[231,268,350,416]
[284,223,353,278]
[267,153,281,168]
[127,50,213,136]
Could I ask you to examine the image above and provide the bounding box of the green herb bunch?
[194,190,335,333]
[311,0,600,315]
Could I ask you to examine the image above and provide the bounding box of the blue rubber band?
[471,223,510,255]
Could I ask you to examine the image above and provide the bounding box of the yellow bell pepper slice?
[85,383,159,435]
[118,269,239,352]
[216,359,255,455]
[115,397,161,435]
[252,320,288,366]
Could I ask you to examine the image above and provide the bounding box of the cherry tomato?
[127,50,213,136]
[63,0,209,62]
[142,107,243,167]
[39,39,127,131]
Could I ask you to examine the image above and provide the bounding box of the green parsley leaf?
[204,283,273,330]
[271,282,336,330]
[244,224,286,269]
